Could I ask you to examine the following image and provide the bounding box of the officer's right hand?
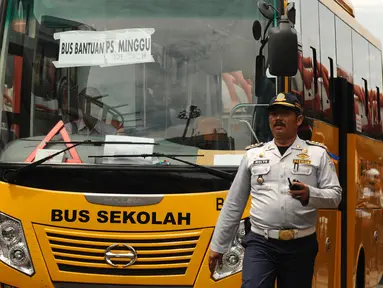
[208,250,223,277]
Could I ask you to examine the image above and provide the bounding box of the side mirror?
[268,15,298,76]
[252,20,262,41]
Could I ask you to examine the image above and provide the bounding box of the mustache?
[274,121,286,127]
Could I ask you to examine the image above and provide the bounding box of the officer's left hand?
[289,181,310,205]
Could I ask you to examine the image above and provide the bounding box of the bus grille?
[42,227,203,276]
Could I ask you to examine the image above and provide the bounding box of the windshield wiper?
[88,153,235,181]
[2,140,158,184]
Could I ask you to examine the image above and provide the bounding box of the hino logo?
[105,244,137,267]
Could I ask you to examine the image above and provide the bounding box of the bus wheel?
[356,249,365,288]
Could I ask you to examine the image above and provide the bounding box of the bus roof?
[319,0,382,50]
[335,0,355,17]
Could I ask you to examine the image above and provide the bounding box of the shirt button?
[280,175,283,178]
[281,206,284,210]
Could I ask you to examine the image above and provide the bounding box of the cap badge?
[276,93,286,102]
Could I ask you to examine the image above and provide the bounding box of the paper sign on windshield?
[52,28,155,68]
[103,135,156,164]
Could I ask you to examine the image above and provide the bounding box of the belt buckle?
[279,229,296,241]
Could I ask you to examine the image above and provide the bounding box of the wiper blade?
[3,140,158,184]
[21,140,158,146]
[88,153,235,181]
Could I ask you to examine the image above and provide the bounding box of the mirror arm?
[263,19,273,40]
[257,18,272,56]
[259,38,268,55]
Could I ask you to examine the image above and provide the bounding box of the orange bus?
[0,0,381,287]
[288,0,383,287]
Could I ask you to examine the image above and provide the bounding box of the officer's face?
[269,107,303,138]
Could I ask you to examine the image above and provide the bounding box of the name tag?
[293,159,311,165]
[254,160,270,164]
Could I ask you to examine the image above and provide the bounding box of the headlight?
[212,219,247,280]
[0,212,34,276]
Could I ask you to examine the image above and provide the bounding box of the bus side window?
[335,17,354,126]
[368,44,383,138]
[289,0,305,110]
[319,3,336,124]
[300,0,322,119]
[352,31,371,132]
[352,30,371,136]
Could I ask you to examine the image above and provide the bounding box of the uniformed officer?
[208,92,342,288]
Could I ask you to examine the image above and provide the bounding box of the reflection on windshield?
[63,87,118,136]
[0,0,275,166]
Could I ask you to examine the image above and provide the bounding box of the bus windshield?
[0,0,275,166]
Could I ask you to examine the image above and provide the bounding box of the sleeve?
[307,150,342,209]
[209,153,251,254]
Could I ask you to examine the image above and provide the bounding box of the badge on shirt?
[254,159,270,165]
[293,159,311,165]
[293,151,311,165]
[296,153,310,160]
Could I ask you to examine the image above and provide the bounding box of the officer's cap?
[267,93,303,115]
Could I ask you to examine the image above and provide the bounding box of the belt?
[251,226,316,241]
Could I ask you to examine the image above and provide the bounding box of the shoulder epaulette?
[245,142,264,150]
[306,140,327,150]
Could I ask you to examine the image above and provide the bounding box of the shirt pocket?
[251,165,271,176]
[291,165,313,176]
[251,165,272,188]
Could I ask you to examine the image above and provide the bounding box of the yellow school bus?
[0,0,381,287]
[0,0,272,287]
